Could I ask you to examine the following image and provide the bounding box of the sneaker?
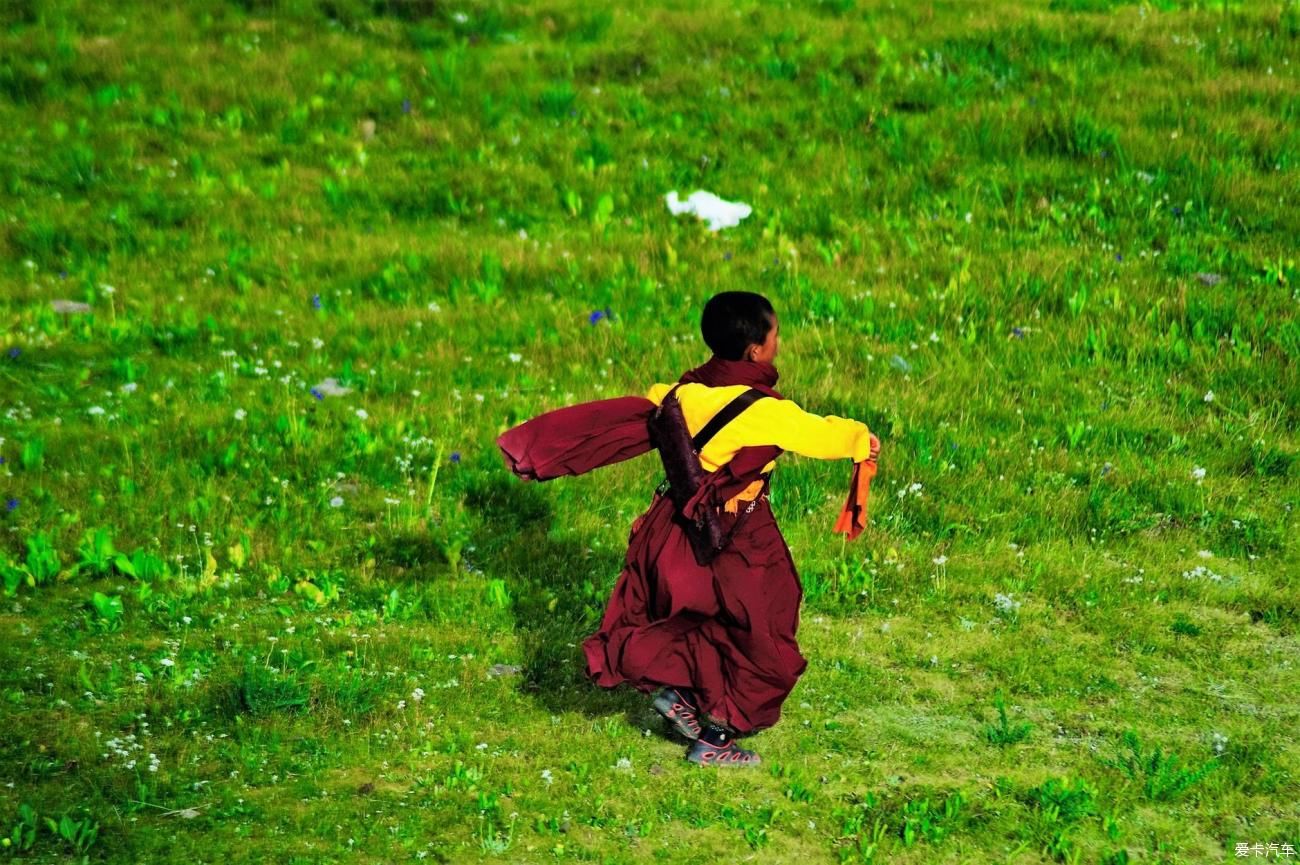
[652,687,702,741]
[686,725,761,767]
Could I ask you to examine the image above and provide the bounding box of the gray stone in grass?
[51,299,92,314]
[1195,272,1224,286]
[488,663,522,678]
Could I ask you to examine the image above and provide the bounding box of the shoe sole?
[652,692,701,741]
[686,744,761,767]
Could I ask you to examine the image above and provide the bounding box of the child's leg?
[695,536,807,734]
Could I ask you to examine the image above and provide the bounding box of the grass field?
[2,0,1298,862]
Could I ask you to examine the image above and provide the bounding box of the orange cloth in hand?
[833,454,878,540]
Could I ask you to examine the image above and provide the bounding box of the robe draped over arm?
[496,396,657,480]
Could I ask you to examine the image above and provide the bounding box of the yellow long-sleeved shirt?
[645,383,873,480]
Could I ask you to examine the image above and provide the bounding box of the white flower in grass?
[88,406,105,416]
[1197,549,1213,559]
[541,769,553,785]
[159,658,175,668]
[1204,390,1215,403]
[508,352,522,363]
[994,593,1021,614]
[411,688,424,703]
[1191,466,1206,482]
[329,496,344,508]
[355,408,368,420]
[234,408,247,421]
[932,555,948,566]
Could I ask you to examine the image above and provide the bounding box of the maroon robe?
[496,357,819,734]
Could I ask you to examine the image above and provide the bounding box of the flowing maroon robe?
[496,356,865,734]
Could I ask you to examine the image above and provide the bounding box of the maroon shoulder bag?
[647,383,769,565]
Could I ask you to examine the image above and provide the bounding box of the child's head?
[701,291,779,363]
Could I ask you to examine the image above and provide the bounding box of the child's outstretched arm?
[743,398,875,463]
[740,397,880,540]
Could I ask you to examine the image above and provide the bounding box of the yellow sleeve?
[645,383,670,405]
[743,397,873,462]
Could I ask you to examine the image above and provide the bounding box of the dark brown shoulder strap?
[691,388,766,451]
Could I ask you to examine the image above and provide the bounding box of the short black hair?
[700,291,775,361]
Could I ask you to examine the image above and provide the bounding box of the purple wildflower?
[1012,327,1024,339]
[310,388,324,400]
[1172,206,1183,217]
[1114,254,1123,262]
[402,98,412,114]
[6,348,17,359]
[724,251,733,261]
[59,270,68,279]
[588,310,606,325]
[450,451,461,464]
[5,498,16,512]
[311,293,322,310]
[0,456,5,464]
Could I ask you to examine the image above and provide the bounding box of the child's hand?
[868,434,880,462]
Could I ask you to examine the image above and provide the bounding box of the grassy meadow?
[2,0,1299,861]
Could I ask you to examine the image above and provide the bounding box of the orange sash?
[833,457,878,540]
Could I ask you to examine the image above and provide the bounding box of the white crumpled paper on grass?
[664,190,752,231]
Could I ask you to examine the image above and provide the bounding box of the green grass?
[2,0,1298,862]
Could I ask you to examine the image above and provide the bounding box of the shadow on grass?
[462,475,660,733]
